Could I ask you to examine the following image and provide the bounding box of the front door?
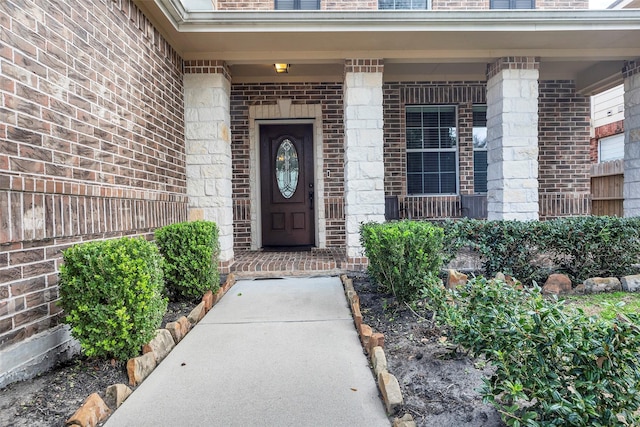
[260,124,315,248]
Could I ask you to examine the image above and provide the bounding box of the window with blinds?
[406,105,458,195]
[275,0,320,9]
[490,0,535,8]
[379,0,429,9]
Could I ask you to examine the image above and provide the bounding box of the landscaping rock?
[359,323,373,348]
[378,371,403,414]
[127,352,156,386]
[393,413,417,427]
[142,329,175,363]
[352,301,363,331]
[105,384,132,410]
[369,332,384,354]
[584,277,622,294]
[621,275,640,292]
[187,301,206,325]
[166,315,191,344]
[371,346,387,377]
[447,269,467,289]
[65,392,111,427]
[495,272,522,289]
[202,290,214,312]
[542,273,572,295]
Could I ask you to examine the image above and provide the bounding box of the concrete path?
[105,276,389,427]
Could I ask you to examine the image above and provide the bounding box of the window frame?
[274,0,320,10]
[378,0,430,9]
[472,105,488,194]
[405,105,459,196]
[490,0,535,9]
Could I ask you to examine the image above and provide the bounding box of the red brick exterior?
[0,0,187,351]
[383,82,486,218]
[229,83,346,250]
[538,80,591,218]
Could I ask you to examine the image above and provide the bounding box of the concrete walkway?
[105,276,389,427]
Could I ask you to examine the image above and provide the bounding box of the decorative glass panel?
[275,139,299,199]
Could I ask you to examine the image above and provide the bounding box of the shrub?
[155,220,220,300]
[538,216,640,283]
[440,216,640,286]
[58,237,167,361]
[360,220,443,302]
[423,277,640,427]
[440,218,545,284]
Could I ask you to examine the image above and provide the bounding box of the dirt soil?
[0,299,196,427]
[352,273,506,427]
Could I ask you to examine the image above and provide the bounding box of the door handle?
[309,190,314,210]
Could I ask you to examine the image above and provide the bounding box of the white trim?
[249,105,326,250]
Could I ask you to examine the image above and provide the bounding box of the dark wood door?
[260,124,315,247]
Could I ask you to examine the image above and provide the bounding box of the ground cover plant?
[423,277,640,426]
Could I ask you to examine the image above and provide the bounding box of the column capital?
[184,60,231,81]
[486,56,540,80]
[344,59,384,73]
[623,59,640,79]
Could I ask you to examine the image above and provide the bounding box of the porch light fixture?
[274,63,290,74]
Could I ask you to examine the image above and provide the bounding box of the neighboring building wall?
[538,80,591,218]
[535,0,589,8]
[590,84,625,163]
[432,0,489,9]
[230,83,345,250]
[0,0,187,386]
[383,82,486,219]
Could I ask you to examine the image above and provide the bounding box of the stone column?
[343,59,386,263]
[486,57,540,220]
[623,60,640,217]
[184,61,234,270]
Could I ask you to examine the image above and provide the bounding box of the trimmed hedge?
[360,220,443,302]
[59,237,167,361]
[422,277,640,427]
[441,216,640,285]
[154,220,220,300]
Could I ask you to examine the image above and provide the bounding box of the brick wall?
[536,0,589,8]
[432,0,489,9]
[383,82,486,219]
[0,0,187,352]
[538,80,591,218]
[230,83,345,249]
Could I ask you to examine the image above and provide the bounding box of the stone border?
[339,274,416,427]
[64,274,237,427]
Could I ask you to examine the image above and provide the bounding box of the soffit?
[134,1,640,94]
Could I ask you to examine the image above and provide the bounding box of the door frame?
[248,103,326,250]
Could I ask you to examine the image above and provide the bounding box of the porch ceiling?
[135,1,640,94]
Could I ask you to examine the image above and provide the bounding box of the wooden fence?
[590,159,624,217]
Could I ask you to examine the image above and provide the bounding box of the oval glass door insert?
[275,139,299,199]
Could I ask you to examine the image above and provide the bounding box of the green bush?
[538,216,640,283]
[154,220,220,300]
[360,220,443,302]
[440,216,640,286]
[441,218,545,284]
[423,277,640,427]
[59,237,167,361]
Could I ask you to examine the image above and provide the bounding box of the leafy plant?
[423,277,640,427]
[58,237,167,361]
[360,220,443,302]
[154,220,220,300]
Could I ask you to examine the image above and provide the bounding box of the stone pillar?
[623,60,640,217]
[343,59,386,262]
[486,57,540,220]
[184,61,234,269]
